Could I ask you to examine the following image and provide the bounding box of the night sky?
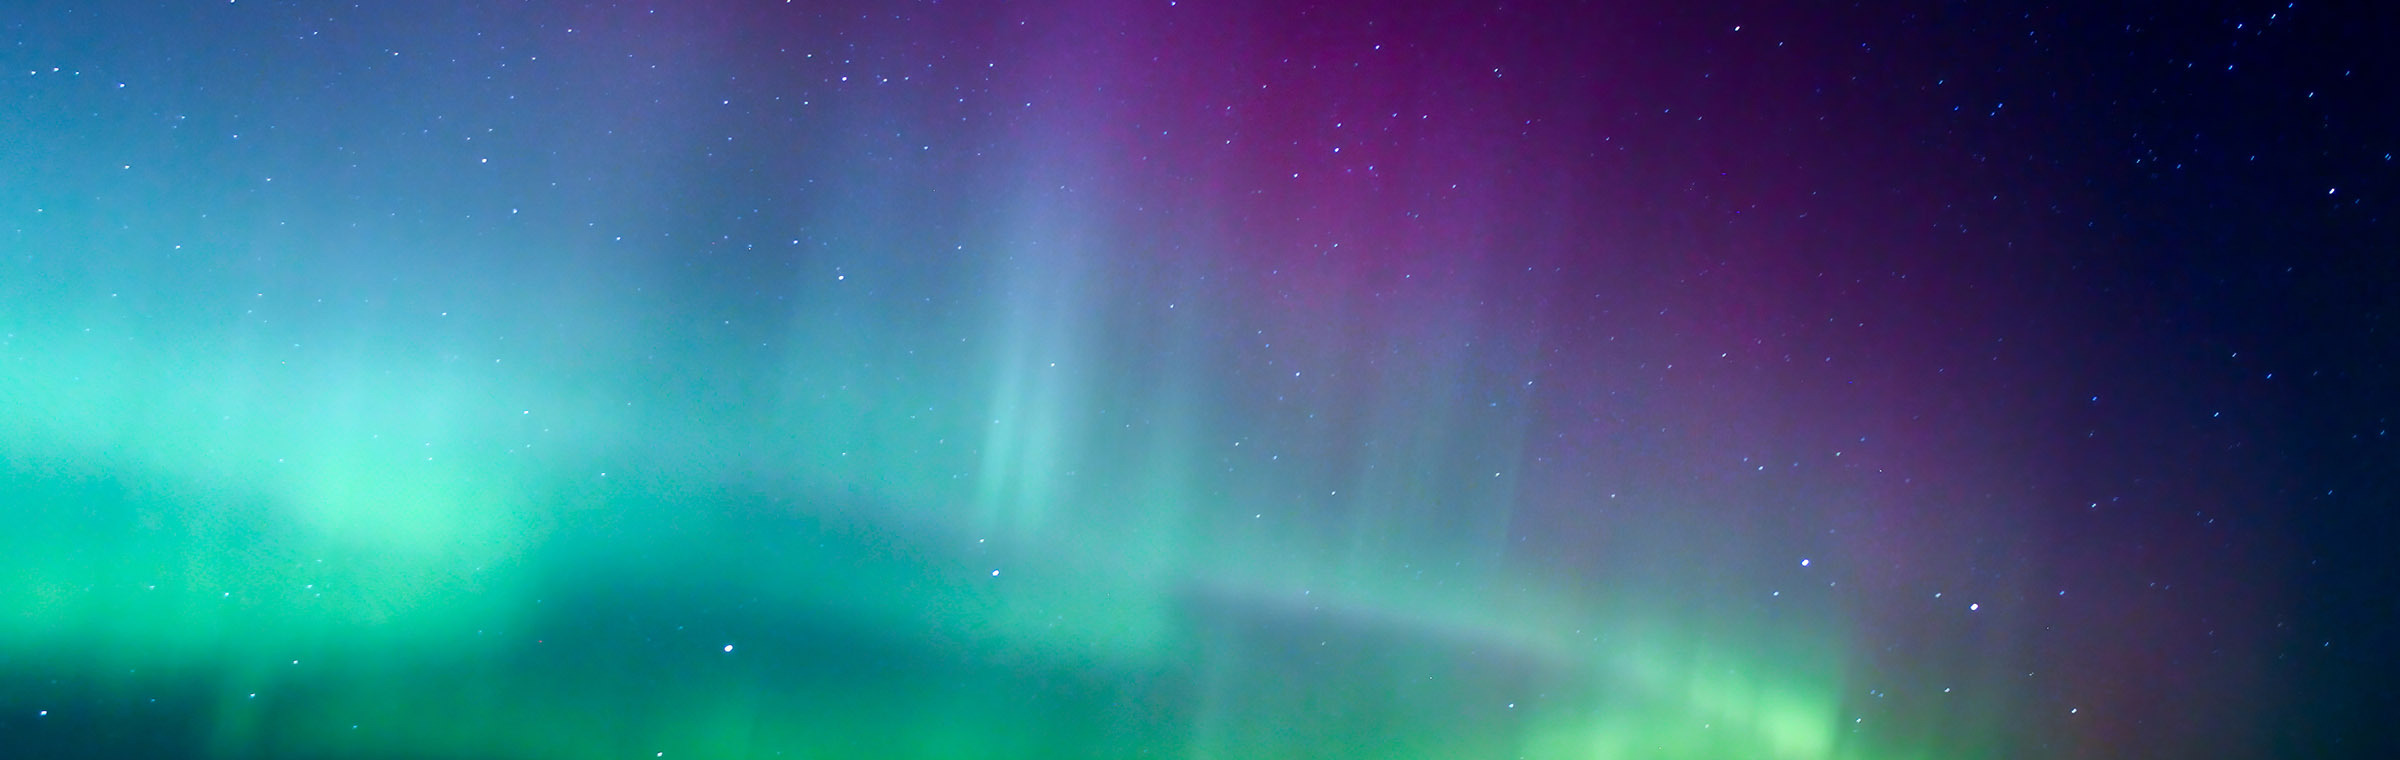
[4,1,2396,758]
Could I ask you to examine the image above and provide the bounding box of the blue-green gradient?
[3,1,2291,758]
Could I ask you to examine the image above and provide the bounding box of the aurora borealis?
[6,1,2397,758]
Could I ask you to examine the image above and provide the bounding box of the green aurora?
[1,207,1998,758]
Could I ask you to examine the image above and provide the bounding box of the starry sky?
[3,1,2395,758]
